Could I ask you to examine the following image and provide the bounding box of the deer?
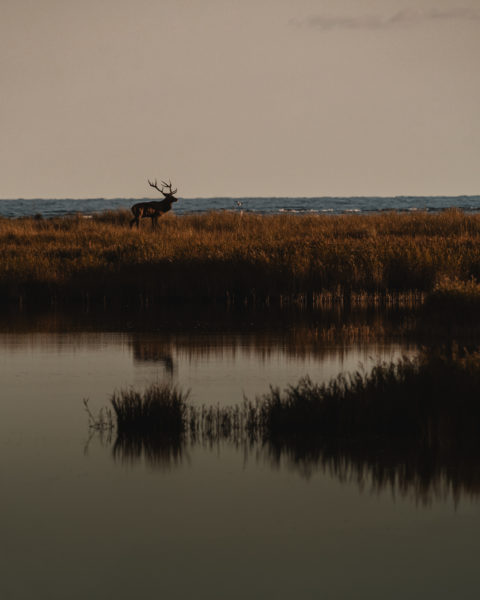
[130,179,178,229]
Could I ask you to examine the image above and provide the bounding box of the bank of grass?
[2,209,480,305]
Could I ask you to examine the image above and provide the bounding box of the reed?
[251,348,480,446]
[250,347,480,503]
[3,209,480,305]
[103,349,480,501]
[106,347,480,449]
[111,384,190,435]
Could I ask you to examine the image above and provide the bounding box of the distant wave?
[0,196,479,219]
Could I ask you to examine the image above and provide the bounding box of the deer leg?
[130,208,141,229]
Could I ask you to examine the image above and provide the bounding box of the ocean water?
[0,195,479,219]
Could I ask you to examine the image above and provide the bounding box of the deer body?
[130,179,178,229]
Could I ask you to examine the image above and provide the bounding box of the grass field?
[2,209,480,305]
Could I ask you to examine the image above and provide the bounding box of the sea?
[0,195,479,219]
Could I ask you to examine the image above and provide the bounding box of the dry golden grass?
[1,209,480,304]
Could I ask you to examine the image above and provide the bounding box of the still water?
[0,309,479,599]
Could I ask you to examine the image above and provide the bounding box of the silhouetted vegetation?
[111,384,190,435]
[102,349,480,501]
[108,384,191,468]
[2,209,480,306]
[104,348,480,445]
[252,351,480,443]
[199,348,480,450]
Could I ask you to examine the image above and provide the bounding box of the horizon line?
[1,194,479,201]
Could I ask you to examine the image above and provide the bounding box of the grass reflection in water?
[88,347,480,504]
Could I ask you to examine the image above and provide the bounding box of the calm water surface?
[0,309,479,599]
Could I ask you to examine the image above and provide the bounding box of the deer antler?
[148,179,162,193]
[148,178,177,196]
[161,179,177,195]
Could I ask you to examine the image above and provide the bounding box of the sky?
[1,0,479,198]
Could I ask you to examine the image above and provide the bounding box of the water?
[0,195,480,219]
[1,308,480,599]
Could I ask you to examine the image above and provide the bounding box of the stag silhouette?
[130,179,178,229]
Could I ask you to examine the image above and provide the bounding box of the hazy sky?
[1,0,479,198]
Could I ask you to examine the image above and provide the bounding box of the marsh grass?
[111,384,190,435]
[2,209,480,305]
[253,350,480,445]
[103,348,480,501]
[106,348,480,446]
[425,276,480,313]
[255,351,480,502]
[109,384,190,467]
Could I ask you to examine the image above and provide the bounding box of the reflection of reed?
[112,433,186,469]
[124,310,415,365]
[0,305,416,373]
[0,304,412,340]
[109,428,480,504]
[3,304,479,363]
[260,436,480,505]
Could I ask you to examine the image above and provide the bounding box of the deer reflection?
[131,340,175,375]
